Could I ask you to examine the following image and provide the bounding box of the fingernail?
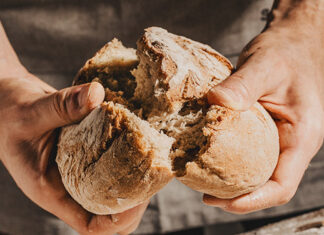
[217,86,240,102]
[209,87,239,109]
[77,83,91,108]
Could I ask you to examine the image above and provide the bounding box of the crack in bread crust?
[57,27,279,214]
[57,101,174,214]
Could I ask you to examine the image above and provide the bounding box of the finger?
[207,51,281,111]
[117,200,150,235]
[37,161,149,235]
[34,162,97,234]
[87,201,150,235]
[203,180,285,214]
[28,82,104,133]
[117,218,141,235]
[0,22,26,77]
[117,217,142,235]
[203,147,308,214]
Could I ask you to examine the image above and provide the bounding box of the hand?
[0,24,148,235]
[204,0,324,214]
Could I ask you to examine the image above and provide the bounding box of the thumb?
[31,82,105,132]
[207,58,272,111]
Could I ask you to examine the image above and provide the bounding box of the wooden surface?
[241,208,324,235]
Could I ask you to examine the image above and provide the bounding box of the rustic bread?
[177,103,279,198]
[133,27,278,199]
[57,102,174,214]
[57,27,279,215]
[134,27,232,113]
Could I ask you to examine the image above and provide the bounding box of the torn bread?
[57,102,174,214]
[57,27,279,215]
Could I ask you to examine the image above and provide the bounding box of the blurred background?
[0,0,323,234]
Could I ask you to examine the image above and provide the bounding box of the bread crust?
[73,38,139,87]
[57,27,279,214]
[136,27,233,112]
[177,103,279,198]
[137,27,279,198]
[57,102,174,214]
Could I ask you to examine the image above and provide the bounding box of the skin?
[0,23,148,235]
[0,0,324,233]
[205,0,324,213]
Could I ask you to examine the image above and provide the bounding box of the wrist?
[266,0,324,64]
[0,22,26,79]
[0,61,27,79]
[269,0,324,31]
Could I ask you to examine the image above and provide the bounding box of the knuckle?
[242,33,268,56]
[262,48,290,73]
[276,188,295,206]
[223,202,250,215]
[277,196,289,206]
[228,73,254,103]
[11,102,37,136]
[52,92,65,116]
[52,91,72,123]
[241,34,276,59]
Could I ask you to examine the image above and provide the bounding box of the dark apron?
[0,1,323,234]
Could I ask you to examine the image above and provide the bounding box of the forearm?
[0,22,26,78]
[270,0,324,32]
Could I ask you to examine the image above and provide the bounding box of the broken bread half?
[57,27,279,215]
[56,102,174,214]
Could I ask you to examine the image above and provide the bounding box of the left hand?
[204,0,324,214]
[0,22,148,235]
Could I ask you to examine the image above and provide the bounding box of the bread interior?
[147,100,208,176]
[80,47,208,177]
[131,59,209,176]
[103,102,174,170]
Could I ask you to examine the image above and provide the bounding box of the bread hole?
[151,41,163,49]
[179,100,203,116]
[172,147,201,177]
[95,70,137,100]
[75,65,138,110]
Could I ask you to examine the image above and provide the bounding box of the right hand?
[0,23,147,235]
[204,0,324,214]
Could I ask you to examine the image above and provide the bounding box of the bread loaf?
[56,27,279,214]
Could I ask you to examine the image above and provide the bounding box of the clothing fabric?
[0,0,324,234]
